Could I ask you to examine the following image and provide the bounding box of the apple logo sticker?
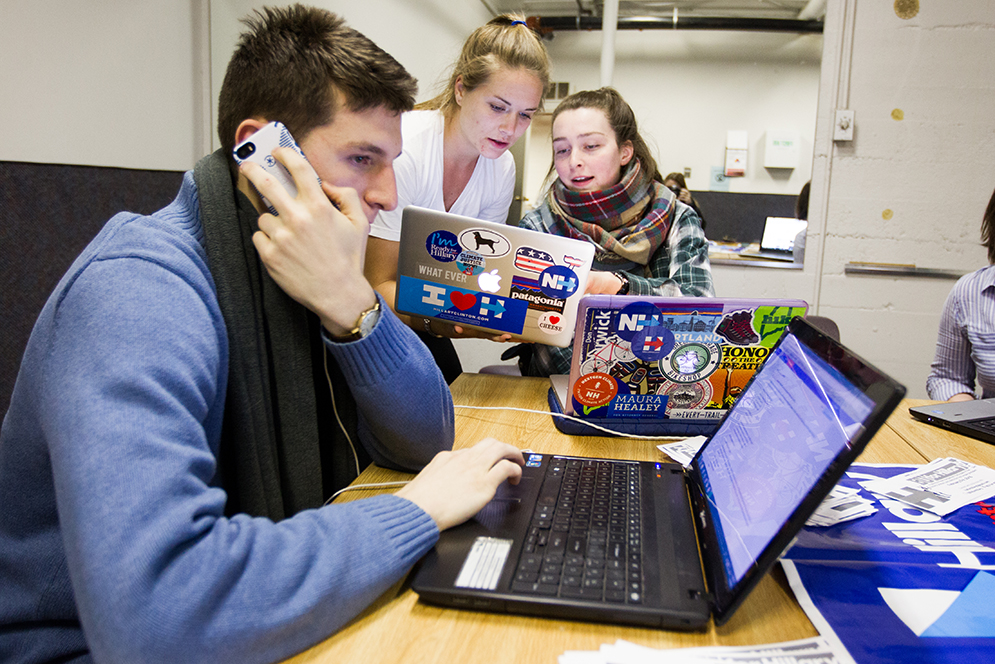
[477,269,502,293]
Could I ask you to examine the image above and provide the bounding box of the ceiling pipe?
[798,0,828,21]
[531,15,823,34]
[600,0,619,86]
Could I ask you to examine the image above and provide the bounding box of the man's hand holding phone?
[237,124,378,337]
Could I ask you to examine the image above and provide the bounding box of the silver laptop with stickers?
[395,206,595,347]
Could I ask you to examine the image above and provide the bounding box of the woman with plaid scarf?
[513,87,714,377]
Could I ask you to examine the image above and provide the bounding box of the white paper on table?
[657,436,707,467]
[860,457,995,516]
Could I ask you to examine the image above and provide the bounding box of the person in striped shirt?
[927,186,995,401]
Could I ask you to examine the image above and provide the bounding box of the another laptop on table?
[395,206,595,347]
[549,295,808,437]
[741,216,807,262]
[909,399,995,445]
[412,317,906,629]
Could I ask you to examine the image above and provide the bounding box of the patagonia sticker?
[510,275,565,313]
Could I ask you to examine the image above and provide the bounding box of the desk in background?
[285,376,991,664]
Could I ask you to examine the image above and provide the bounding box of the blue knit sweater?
[0,174,451,663]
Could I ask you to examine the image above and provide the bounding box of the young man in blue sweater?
[0,6,523,663]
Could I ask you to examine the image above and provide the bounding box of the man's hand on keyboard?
[397,438,525,531]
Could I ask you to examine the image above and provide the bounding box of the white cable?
[453,404,684,441]
[324,346,362,478]
[323,481,411,506]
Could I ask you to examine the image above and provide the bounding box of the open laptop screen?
[688,318,904,624]
[760,217,807,252]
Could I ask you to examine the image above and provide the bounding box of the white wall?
[810,0,995,398]
[209,0,493,152]
[543,29,822,196]
[0,0,490,170]
[0,1,209,171]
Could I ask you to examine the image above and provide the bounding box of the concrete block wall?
[812,0,995,398]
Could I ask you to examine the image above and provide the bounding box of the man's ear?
[234,118,269,148]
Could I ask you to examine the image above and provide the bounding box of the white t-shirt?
[370,109,516,242]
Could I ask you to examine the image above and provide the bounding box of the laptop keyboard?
[967,418,995,434]
[511,457,643,604]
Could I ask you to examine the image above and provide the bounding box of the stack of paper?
[559,636,844,664]
[805,485,877,527]
[858,457,995,516]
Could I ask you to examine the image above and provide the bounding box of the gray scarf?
[194,150,357,520]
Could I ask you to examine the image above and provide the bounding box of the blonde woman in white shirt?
[364,14,549,382]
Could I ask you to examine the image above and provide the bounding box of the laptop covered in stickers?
[549,295,808,436]
[395,206,596,347]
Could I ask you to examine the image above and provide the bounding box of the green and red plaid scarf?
[546,161,675,266]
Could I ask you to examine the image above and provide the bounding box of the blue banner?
[781,463,995,664]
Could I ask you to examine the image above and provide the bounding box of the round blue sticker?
[631,326,675,362]
[614,301,664,343]
[456,250,485,276]
[426,230,460,263]
[538,265,580,299]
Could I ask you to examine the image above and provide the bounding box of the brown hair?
[217,4,417,171]
[982,186,995,264]
[545,87,662,189]
[664,172,687,189]
[417,14,549,117]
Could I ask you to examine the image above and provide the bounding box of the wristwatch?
[613,271,630,295]
[330,300,381,342]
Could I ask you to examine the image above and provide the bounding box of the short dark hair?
[217,5,417,169]
[795,181,811,220]
[982,186,995,264]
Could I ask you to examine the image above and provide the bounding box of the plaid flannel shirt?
[517,200,714,377]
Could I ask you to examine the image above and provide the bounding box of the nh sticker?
[538,265,580,299]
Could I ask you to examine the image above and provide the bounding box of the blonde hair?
[417,14,550,117]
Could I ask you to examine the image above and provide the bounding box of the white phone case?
[232,121,318,215]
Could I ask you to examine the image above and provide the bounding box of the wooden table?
[285,377,992,663]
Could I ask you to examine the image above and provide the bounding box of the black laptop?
[909,398,995,445]
[411,318,906,629]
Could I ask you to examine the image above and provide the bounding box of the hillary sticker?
[631,326,675,363]
[459,228,511,258]
[396,276,528,335]
[426,230,460,263]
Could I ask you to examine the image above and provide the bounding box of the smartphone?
[232,121,320,216]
